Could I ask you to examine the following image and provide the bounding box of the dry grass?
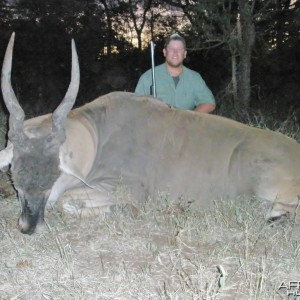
[0,183,300,300]
[1,113,300,299]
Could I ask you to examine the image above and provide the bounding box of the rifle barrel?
[150,41,156,97]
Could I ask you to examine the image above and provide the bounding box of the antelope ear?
[0,143,13,170]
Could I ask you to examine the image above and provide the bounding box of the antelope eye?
[46,136,53,143]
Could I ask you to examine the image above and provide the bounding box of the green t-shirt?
[135,63,215,110]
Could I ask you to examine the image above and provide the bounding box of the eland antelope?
[1,33,300,234]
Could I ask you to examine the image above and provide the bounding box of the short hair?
[164,33,186,49]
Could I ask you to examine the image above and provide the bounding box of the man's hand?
[194,103,216,113]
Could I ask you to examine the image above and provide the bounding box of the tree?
[1,0,299,119]
[129,0,153,50]
[252,0,300,117]
[236,0,255,111]
[165,0,255,113]
[0,0,111,113]
[163,0,300,116]
[99,0,114,55]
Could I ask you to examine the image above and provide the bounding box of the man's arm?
[135,72,152,96]
[194,103,216,113]
[190,72,216,113]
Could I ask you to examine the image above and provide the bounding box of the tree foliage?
[0,0,299,119]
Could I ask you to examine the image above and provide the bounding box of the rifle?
[150,41,157,97]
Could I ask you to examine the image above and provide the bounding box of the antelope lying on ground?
[1,33,299,234]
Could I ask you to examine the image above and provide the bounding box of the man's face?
[163,40,187,68]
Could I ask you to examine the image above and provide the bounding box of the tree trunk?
[137,30,142,51]
[231,53,238,102]
[100,0,113,55]
[129,0,152,51]
[235,0,255,112]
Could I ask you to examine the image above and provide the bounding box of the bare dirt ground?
[0,174,300,300]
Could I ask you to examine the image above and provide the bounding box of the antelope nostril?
[20,227,35,235]
[18,215,29,231]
